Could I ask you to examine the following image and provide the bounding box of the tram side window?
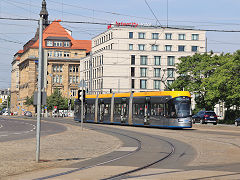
[133,104,145,115]
[86,104,95,114]
[166,101,177,118]
[104,104,111,114]
[74,103,80,114]
[151,104,164,116]
[114,104,122,115]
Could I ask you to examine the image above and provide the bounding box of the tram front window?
[175,101,191,118]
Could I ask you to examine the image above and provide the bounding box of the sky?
[0,0,240,89]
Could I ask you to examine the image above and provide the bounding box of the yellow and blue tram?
[74,91,192,128]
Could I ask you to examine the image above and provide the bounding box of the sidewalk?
[0,120,122,179]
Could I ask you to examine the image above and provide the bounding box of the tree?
[24,96,34,106]
[169,51,240,111]
[46,89,68,110]
[169,53,218,110]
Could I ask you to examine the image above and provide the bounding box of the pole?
[36,16,43,163]
[81,88,84,130]
[89,52,93,94]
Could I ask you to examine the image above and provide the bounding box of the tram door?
[98,100,104,122]
[149,103,166,126]
[98,98,111,123]
[74,100,81,121]
[132,97,150,125]
[120,98,128,123]
[85,99,95,122]
[113,97,129,124]
[149,96,171,126]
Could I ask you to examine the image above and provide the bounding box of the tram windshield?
[175,102,191,118]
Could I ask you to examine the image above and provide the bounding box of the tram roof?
[85,91,190,99]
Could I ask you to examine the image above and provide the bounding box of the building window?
[64,52,70,57]
[140,68,147,77]
[178,45,185,52]
[46,41,53,46]
[140,56,147,65]
[129,32,133,39]
[152,33,159,39]
[52,64,63,72]
[131,67,135,77]
[192,34,199,40]
[132,79,135,89]
[54,51,62,57]
[70,89,77,97]
[59,75,62,83]
[167,68,174,78]
[167,80,174,86]
[129,44,133,50]
[154,80,161,89]
[53,75,62,84]
[54,41,63,47]
[69,65,79,72]
[167,56,175,66]
[131,55,135,65]
[140,80,147,89]
[165,33,172,40]
[154,56,161,65]
[165,45,172,52]
[48,51,53,57]
[138,32,145,39]
[138,44,145,51]
[154,68,161,77]
[178,34,185,40]
[151,45,158,51]
[192,46,198,52]
[69,76,72,83]
[64,41,70,47]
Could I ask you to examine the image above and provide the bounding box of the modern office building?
[80,23,206,94]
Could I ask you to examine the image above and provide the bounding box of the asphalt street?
[0,116,66,142]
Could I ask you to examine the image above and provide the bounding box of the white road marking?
[0,120,36,138]
[116,147,138,152]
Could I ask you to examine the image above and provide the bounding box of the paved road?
[0,116,66,142]
[2,117,240,179]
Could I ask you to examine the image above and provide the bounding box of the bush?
[222,110,240,124]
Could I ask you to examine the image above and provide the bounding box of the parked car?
[24,111,32,117]
[2,111,9,116]
[192,111,218,125]
[235,118,240,126]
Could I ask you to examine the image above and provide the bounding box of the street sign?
[79,80,87,88]
[0,98,2,103]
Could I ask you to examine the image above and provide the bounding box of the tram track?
[33,123,177,180]
[100,132,176,180]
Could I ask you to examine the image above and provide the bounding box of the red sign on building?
[108,21,138,29]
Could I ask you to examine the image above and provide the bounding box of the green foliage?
[222,110,240,124]
[1,96,10,110]
[24,96,33,106]
[169,50,240,111]
[46,89,68,110]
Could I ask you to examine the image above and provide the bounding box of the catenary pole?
[89,52,93,94]
[36,16,43,163]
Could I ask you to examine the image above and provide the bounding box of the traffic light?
[77,90,86,102]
